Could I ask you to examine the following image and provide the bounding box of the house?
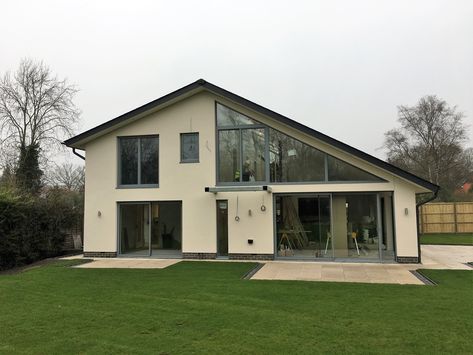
[64,79,439,263]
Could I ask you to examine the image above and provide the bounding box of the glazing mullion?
[329,193,334,260]
[239,129,243,183]
[148,202,152,257]
[264,127,270,183]
[376,193,383,262]
[137,138,141,185]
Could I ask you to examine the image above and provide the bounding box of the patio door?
[119,201,182,257]
[275,194,332,259]
[119,203,151,256]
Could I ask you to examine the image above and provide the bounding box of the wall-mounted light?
[404,208,409,216]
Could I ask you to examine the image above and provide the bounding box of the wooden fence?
[419,202,473,234]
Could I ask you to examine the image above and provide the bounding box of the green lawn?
[1,260,472,354]
[420,233,473,245]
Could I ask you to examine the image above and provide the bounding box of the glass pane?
[332,194,380,260]
[217,103,259,127]
[120,138,138,185]
[276,195,331,259]
[181,133,199,162]
[269,129,325,182]
[119,204,150,256]
[218,130,241,182]
[242,128,266,182]
[151,202,182,256]
[327,156,383,181]
[140,137,159,185]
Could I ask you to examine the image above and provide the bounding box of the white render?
[72,87,433,261]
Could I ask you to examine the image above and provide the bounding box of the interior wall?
[332,195,348,257]
[381,192,395,254]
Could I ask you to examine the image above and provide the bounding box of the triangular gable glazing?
[216,103,385,183]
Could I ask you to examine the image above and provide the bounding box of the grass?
[0,260,472,354]
[420,233,473,245]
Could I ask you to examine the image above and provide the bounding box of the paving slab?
[73,258,180,269]
[420,245,472,270]
[61,245,472,284]
[252,262,424,285]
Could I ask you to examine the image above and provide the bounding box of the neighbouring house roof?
[63,79,439,193]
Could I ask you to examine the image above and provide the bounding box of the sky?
[1,0,472,163]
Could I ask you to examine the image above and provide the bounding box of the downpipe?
[415,188,440,263]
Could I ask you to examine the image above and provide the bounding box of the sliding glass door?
[119,203,151,256]
[275,195,331,259]
[119,201,182,257]
[275,193,394,261]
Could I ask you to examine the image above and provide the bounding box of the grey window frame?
[215,101,386,186]
[117,135,159,188]
[180,132,200,163]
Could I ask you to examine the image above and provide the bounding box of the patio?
[62,245,473,285]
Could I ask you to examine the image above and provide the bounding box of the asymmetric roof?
[64,79,439,193]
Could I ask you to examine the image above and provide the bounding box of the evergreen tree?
[16,144,42,194]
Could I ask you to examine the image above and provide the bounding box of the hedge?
[0,189,81,270]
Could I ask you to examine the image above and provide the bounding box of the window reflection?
[218,130,240,182]
[216,102,384,184]
[242,129,266,182]
[269,129,325,182]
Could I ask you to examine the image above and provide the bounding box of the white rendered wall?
[82,91,427,258]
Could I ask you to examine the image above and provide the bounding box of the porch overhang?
[204,185,272,193]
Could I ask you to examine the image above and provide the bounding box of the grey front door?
[216,200,228,257]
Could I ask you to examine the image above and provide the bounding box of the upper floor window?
[118,135,159,187]
[217,103,259,127]
[180,133,199,163]
[216,102,385,185]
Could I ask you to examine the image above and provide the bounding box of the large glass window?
[275,193,394,261]
[242,128,266,182]
[218,130,240,182]
[119,136,159,186]
[269,129,325,182]
[120,137,139,185]
[327,156,383,182]
[119,201,182,257]
[276,195,331,259]
[217,103,259,126]
[332,194,380,259]
[216,102,384,184]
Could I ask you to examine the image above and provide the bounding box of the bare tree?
[0,58,80,192]
[45,163,85,191]
[0,58,80,151]
[384,95,472,201]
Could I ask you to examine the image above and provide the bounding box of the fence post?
[419,206,423,234]
[453,202,458,234]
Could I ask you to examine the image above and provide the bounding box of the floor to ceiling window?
[275,195,331,259]
[119,201,182,257]
[275,193,395,261]
[332,194,380,259]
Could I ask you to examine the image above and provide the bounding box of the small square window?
[180,133,199,163]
